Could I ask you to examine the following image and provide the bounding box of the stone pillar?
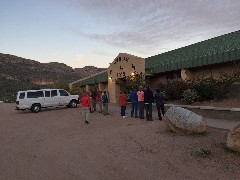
[108,78,120,103]
[86,85,90,92]
[98,83,105,91]
[181,69,193,81]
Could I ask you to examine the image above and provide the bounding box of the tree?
[54,81,69,91]
[115,72,149,93]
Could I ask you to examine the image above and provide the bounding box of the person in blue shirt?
[129,88,138,118]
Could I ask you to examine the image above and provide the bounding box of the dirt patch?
[0,103,239,179]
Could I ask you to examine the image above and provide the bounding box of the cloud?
[60,0,240,56]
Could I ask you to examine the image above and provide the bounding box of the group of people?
[119,86,165,121]
[79,86,165,124]
[79,89,109,124]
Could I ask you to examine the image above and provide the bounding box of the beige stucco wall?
[146,61,240,90]
[107,53,145,103]
[182,61,240,81]
[98,83,108,92]
[150,74,167,88]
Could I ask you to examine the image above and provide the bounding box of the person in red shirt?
[79,92,91,124]
[120,91,127,118]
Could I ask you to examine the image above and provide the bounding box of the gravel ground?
[0,103,240,180]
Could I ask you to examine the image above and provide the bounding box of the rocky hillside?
[0,53,106,102]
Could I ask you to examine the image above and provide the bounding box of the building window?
[166,70,181,80]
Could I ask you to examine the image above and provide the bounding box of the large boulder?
[227,124,240,152]
[164,106,207,134]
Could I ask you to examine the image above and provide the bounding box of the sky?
[1,0,240,68]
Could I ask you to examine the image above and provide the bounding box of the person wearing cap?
[137,86,145,119]
[102,90,109,115]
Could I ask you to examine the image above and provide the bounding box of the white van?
[16,89,79,113]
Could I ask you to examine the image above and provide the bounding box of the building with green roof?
[70,30,240,103]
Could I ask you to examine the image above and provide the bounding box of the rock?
[227,124,240,152]
[164,106,207,134]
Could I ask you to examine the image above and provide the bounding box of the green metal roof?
[72,71,108,88]
[145,30,240,74]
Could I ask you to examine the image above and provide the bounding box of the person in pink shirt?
[79,92,91,124]
[137,86,145,119]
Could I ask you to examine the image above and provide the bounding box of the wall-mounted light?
[109,77,112,80]
[131,72,135,76]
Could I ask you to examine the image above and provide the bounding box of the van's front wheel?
[31,104,41,113]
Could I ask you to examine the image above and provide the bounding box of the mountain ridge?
[0,53,106,101]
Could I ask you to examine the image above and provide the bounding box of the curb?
[165,104,240,112]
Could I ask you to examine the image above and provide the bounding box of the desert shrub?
[182,89,198,104]
[158,67,240,102]
[115,72,149,93]
[159,80,191,100]
[193,74,233,101]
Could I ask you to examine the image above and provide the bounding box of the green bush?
[158,68,240,102]
[182,89,198,104]
[159,80,191,100]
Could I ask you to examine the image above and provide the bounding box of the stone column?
[86,85,90,92]
[98,83,105,91]
[181,69,193,81]
[108,78,120,103]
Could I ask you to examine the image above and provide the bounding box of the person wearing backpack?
[102,90,109,115]
[155,89,165,120]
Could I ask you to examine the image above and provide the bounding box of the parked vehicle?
[16,89,79,113]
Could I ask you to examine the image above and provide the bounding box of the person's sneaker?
[85,120,89,124]
[122,116,127,118]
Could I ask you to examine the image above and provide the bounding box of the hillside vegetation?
[0,53,106,102]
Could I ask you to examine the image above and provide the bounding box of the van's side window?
[59,90,69,96]
[51,90,58,97]
[19,92,25,99]
[27,91,44,98]
[45,91,50,97]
